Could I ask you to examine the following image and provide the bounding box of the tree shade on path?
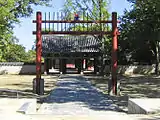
[38,75,123,115]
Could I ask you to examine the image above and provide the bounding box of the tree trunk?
[155,41,160,75]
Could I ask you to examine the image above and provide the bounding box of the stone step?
[0,98,36,114]
[128,98,160,114]
[17,99,37,114]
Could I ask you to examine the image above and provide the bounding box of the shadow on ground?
[85,74,160,98]
[84,74,160,112]
[42,75,122,112]
[120,75,160,98]
[0,75,59,99]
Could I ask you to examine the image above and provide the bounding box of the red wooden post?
[36,12,42,94]
[111,12,118,95]
[44,58,47,75]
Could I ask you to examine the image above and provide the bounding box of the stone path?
[37,75,124,115]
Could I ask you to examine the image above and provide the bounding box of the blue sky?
[13,0,131,51]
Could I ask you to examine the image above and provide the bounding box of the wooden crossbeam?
[33,31,111,35]
[33,20,111,23]
[33,20,121,24]
[43,56,99,59]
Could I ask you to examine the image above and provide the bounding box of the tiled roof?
[42,35,102,56]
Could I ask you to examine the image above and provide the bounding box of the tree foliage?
[63,0,110,20]
[119,0,160,66]
[0,0,51,62]
[3,43,27,62]
[62,0,110,32]
[26,50,36,63]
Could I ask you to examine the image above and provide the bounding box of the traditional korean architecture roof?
[42,35,102,56]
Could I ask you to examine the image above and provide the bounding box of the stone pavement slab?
[128,98,160,114]
[0,98,36,114]
[0,114,160,120]
[38,75,123,115]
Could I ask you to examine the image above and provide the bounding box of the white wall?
[0,63,44,74]
[0,62,157,75]
[104,65,156,75]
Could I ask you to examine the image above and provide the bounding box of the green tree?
[62,0,110,31]
[26,50,36,63]
[119,0,160,73]
[0,0,51,62]
[3,44,27,62]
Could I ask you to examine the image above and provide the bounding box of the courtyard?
[0,74,160,120]
[0,74,160,112]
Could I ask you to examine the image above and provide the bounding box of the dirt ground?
[0,74,160,118]
[86,74,160,112]
[0,74,160,99]
[0,74,160,113]
[87,74,160,98]
[0,74,59,98]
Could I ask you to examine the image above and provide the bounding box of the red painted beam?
[33,31,112,35]
[111,12,118,95]
[33,20,116,24]
[36,11,42,95]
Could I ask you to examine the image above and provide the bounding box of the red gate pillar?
[44,58,47,75]
[36,12,42,95]
[111,12,118,95]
